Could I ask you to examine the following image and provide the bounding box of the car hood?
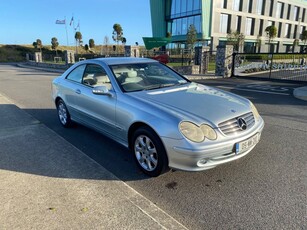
[130,83,251,126]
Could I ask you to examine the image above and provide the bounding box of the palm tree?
[89,39,95,49]
[112,23,123,46]
[33,39,43,52]
[51,37,59,56]
[75,31,82,53]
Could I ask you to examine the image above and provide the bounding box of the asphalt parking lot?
[0,64,306,229]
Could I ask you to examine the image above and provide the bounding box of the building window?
[194,15,201,33]
[171,15,201,36]
[233,0,242,11]
[287,5,291,20]
[182,17,188,35]
[302,9,306,23]
[167,0,202,37]
[256,0,263,15]
[276,2,284,19]
[236,16,242,32]
[220,14,229,33]
[269,0,274,16]
[284,23,291,38]
[221,0,227,9]
[293,6,300,21]
[294,25,298,39]
[187,0,193,13]
[245,17,253,35]
[170,0,201,19]
[247,0,253,13]
[176,18,182,35]
[259,19,264,35]
[278,22,282,37]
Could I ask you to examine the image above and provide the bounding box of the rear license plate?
[235,133,260,154]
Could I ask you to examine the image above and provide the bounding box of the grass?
[0,44,34,62]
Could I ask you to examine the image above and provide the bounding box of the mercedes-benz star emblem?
[237,118,247,130]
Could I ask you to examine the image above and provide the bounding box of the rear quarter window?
[66,64,86,83]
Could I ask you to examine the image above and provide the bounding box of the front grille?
[218,112,255,136]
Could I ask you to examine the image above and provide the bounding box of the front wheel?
[56,99,72,127]
[132,126,169,177]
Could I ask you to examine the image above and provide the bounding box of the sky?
[0,0,152,46]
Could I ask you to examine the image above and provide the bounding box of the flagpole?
[65,16,69,46]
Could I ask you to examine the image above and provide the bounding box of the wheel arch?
[55,96,63,106]
[128,122,168,161]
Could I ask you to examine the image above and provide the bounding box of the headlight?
[179,122,217,143]
[250,103,260,121]
[179,122,204,142]
[200,124,217,140]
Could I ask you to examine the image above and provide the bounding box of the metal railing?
[233,52,307,82]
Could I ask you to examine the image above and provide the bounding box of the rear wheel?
[56,99,72,127]
[132,126,169,177]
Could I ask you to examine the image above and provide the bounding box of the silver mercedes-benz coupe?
[52,57,264,177]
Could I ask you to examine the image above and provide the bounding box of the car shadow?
[0,103,149,181]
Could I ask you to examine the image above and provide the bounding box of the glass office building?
[150,0,307,52]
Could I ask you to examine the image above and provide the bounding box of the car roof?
[84,57,158,65]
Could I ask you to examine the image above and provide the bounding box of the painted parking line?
[217,85,291,95]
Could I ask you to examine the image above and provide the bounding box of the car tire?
[132,126,169,177]
[56,99,72,127]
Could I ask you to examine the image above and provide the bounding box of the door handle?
[75,89,81,94]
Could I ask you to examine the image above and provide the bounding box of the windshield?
[110,62,189,92]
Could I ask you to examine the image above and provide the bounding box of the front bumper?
[162,118,264,172]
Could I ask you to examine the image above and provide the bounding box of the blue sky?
[0,0,152,46]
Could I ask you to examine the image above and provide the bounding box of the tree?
[186,25,197,49]
[32,41,37,49]
[265,25,277,52]
[51,37,59,55]
[75,31,83,53]
[89,39,95,49]
[122,37,127,45]
[226,30,245,52]
[84,44,89,52]
[75,31,83,46]
[186,24,197,64]
[103,35,110,55]
[103,35,109,45]
[112,23,123,45]
[33,39,42,52]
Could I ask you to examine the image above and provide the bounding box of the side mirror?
[92,86,113,96]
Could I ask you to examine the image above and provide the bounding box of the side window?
[66,64,86,83]
[82,64,112,90]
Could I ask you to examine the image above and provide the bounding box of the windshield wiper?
[143,82,188,91]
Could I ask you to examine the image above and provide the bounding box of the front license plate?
[235,133,260,154]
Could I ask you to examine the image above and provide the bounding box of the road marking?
[218,86,290,95]
[240,84,293,92]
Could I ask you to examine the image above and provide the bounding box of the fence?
[233,52,307,82]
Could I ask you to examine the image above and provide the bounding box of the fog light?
[198,159,208,165]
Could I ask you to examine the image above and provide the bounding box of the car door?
[73,64,118,138]
[62,64,86,118]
